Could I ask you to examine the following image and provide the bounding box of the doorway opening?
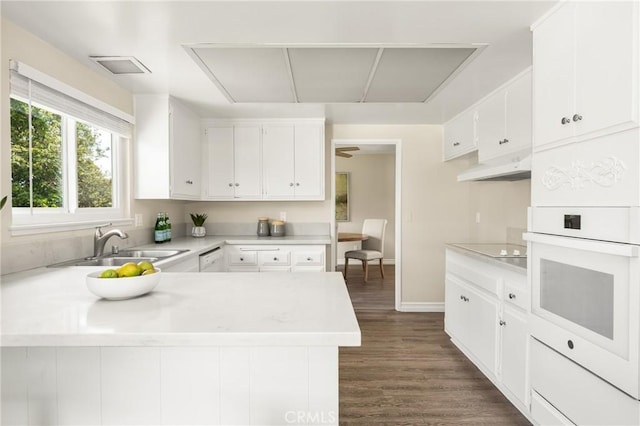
[330,139,402,311]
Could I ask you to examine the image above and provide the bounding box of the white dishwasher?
[199,247,225,272]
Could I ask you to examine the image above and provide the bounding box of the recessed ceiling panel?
[192,48,294,102]
[365,48,476,102]
[288,48,379,102]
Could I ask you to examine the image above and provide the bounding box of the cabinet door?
[444,277,469,346]
[206,127,235,198]
[477,90,507,163]
[574,1,637,138]
[262,125,295,199]
[293,124,324,200]
[443,109,477,161]
[465,283,499,376]
[233,125,262,199]
[170,101,201,199]
[532,2,575,149]
[500,306,528,406]
[504,71,532,157]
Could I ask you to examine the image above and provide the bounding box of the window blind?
[9,67,133,138]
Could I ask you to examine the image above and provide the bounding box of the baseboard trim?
[337,258,395,266]
[398,302,444,312]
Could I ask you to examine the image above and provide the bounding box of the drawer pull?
[453,142,460,147]
[273,257,278,261]
[568,340,574,350]
[240,257,244,261]
[508,293,516,300]
[499,320,506,326]
[306,257,312,261]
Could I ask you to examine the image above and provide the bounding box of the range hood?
[457,155,531,182]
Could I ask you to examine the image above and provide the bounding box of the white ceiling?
[188,45,479,103]
[1,1,558,124]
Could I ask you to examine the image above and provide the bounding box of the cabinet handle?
[561,117,571,125]
[240,257,244,261]
[306,257,312,261]
[508,293,516,300]
[453,142,460,147]
[186,180,193,184]
[290,183,294,187]
[273,257,278,261]
[499,320,506,326]
[296,182,300,186]
[572,113,583,122]
[228,183,233,187]
[499,139,509,145]
[460,295,469,302]
[235,183,239,187]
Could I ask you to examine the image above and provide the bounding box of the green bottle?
[154,213,164,244]
[165,212,172,242]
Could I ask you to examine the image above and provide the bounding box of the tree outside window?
[10,97,115,212]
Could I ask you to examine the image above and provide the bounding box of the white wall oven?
[526,225,640,399]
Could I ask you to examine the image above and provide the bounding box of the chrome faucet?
[94,224,128,257]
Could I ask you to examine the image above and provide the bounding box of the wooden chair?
[344,219,388,282]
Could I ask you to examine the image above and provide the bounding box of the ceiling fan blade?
[336,152,353,158]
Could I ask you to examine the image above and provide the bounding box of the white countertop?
[446,244,527,273]
[1,268,360,348]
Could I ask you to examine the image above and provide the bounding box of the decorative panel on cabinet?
[134,95,201,200]
[532,1,638,150]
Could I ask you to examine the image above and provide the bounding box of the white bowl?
[86,268,161,300]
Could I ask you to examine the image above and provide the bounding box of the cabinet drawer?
[530,338,639,425]
[293,251,324,267]
[531,391,575,425]
[259,251,290,266]
[503,281,528,311]
[228,251,258,266]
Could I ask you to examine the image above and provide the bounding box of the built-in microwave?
[525,232,640,399]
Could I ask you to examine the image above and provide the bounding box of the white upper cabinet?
[533,1,639,150]
[443,108,477,161]
[262,122,325,200]
[134,95,201,200]
[477,70,532,163]
[203,119,324,201]
[205,125,261,199]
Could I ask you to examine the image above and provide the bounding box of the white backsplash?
[1,224,186,275]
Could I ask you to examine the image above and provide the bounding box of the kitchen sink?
[109,249,188,258]
[48,249,189,268]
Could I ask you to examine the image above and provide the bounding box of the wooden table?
[338,232,368,242]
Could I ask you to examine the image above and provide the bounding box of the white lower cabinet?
[445,249,529,417]
[226,245,326,272]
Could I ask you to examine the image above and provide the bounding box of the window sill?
[9,218,134,236]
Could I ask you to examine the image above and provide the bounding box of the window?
[9,61,133,231]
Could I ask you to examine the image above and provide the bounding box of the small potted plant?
[190,213,208,238]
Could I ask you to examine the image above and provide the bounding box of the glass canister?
[257,217,270,237]
[270,220,285,237]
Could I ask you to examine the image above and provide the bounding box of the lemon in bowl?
[86,265,161,300]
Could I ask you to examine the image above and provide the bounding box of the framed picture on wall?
[335,172,350,222]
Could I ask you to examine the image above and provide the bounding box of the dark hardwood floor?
[338,264,530,425]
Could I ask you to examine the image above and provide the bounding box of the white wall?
[331,125,530,305]
[335,153,396,262]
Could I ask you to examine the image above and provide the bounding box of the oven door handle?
[524,232,639,257]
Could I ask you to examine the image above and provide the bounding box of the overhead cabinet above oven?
[532,0,639,152]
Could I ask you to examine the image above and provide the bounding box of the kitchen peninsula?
[1,268,360,425]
